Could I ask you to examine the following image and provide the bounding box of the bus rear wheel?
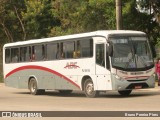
[84,79,99,98]
[118,90,132,96]
[29,78,45,95]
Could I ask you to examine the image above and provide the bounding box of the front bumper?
[111,74,155,91]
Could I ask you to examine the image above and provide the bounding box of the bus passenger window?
[33,45,45,61]
[20,47,30,62]
[80,39,93,57]
[5,49,11,63]
[11,48,19,63]
[56,44,61,59]
[63,41,75,59]
[77,41,81,58]
[74,41,81,58]
[60,43,64,59]
[42,45,45,59]
[29,46,32,61]
[31,46,35,61]
[47,43,58,60]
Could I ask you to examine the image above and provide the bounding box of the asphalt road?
[0,83,160,120]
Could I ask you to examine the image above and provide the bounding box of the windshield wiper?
[124,52,135,69]
[135,55,147,67]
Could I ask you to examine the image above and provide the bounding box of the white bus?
[3,30,155,97]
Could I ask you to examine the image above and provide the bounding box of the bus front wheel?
[29,78,45,95]
[84,79,99,98]
[118,90,132,96]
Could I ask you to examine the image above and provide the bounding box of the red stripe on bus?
[5,65,80,89]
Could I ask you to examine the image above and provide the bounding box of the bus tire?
[29,78,45,95]
[118,90,132,96]
[84,78,99,98]
[59,90,73,95]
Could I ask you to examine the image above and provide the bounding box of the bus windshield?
[110,36,154,71]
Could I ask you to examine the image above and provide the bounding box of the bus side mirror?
[108,44,113,57]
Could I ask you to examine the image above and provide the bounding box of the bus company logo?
[64,62,80,69]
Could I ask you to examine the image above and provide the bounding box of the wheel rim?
[86,82,94,95]
[31,81,36,93]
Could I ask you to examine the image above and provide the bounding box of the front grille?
[126,83,149,89]
[127,79,147,82]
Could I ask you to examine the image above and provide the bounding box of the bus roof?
[4,30,146,47]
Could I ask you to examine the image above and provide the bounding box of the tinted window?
[63,41,75,59]
[33,45,45,61]
[11,48,19,63]
[5,49,10,63]
[78,39,93,57]
[96,44,105,67]
[20,47,30,62]
[46,43,58,60]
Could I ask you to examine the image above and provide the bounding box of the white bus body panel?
[95,65,112,90]
[3,30,155,93]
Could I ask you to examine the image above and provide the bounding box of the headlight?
[115,74,121,79]
[113,74,124,81]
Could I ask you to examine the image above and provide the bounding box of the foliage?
[0,0,160,44]
[123,0,160,45]
[22,0,60,39]
[49,0,116,36]
[0,0,26,43]
[137,0,160,24]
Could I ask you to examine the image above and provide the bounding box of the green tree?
[49,0,116,36]
[137,0,160,24]
[123,0,160,46]
[0,0,26,42]
[81,0,116,31]
[22,0,60,39]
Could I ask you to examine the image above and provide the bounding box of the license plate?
[135,86,142,89]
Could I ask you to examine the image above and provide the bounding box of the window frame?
[96,43,105,67]
[4,37,94,64]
